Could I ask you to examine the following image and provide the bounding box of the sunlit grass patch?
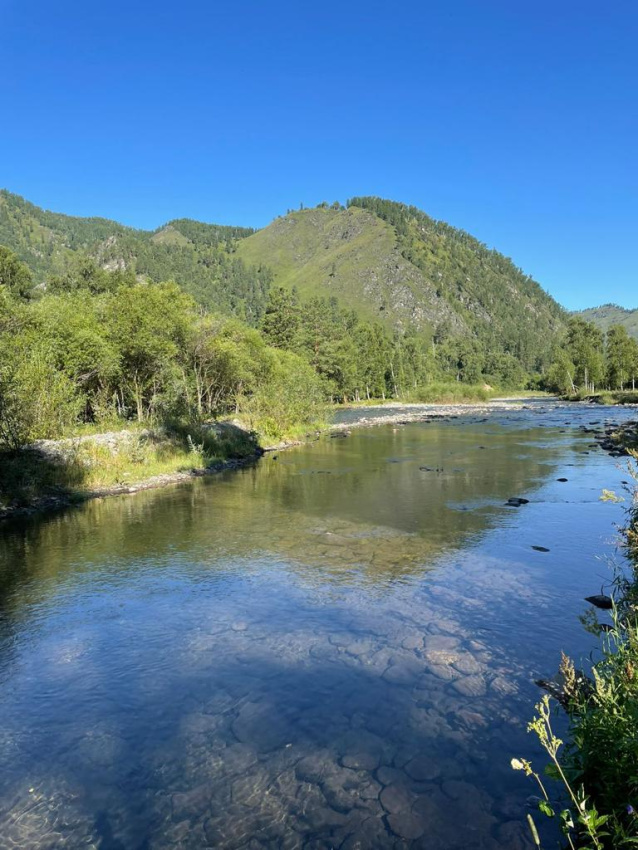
[0,423,262,509]
[405,382,498,404]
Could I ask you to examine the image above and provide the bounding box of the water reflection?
[0,407,635,848]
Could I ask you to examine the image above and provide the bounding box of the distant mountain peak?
[574,304,638,340]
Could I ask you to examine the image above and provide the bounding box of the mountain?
[0,190,271,323]
[1,190,566,373]
[238,197,566,372]
[574,304,638,340]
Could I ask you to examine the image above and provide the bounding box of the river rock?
[531,545,550,552]
[386,812,424,840]
[341,752,379,771]
[490,675,518,696]
[231,766,271,807]
[451,675,487,697]
[345,638,375,657]
[376,766,407,787]
[223,743,258,775]
[203,812,260,849]
[340,815,394,849]
[321,766,365,812]
[401,634,423,650]
[585,594,613,609]
[359,778,382,801]
[423,648,459,667]
[379,783,414,815]
[383,656,425,686]
[411,791,451,837]
[337,728,388,762]
[295,752,331,784]
[426,663,461,681]
[171,783,212,821]
[405,754,441,782]
[457,708,488,728]
[423,634,460,652]
[231,701,291,751]
[452,653,484,675]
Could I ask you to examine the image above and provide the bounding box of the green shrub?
[241,349,326,440]
[406,382,494,404]
[0,351,82,450]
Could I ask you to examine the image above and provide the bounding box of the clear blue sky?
[1,0,636,310]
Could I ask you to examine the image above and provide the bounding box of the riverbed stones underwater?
[6,402,638,848]
[0,563,536,849]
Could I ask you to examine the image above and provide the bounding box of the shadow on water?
[0,583,541,849]
[0,447,88,515]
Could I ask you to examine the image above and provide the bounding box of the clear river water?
[0,401,636,849]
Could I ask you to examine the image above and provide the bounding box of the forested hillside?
[0,189,570,399]
[238,198,566,375]
[0,190,271,323]
[574,304,638,340]
[349,198,566,370]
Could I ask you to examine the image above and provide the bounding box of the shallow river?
[0,401,636,849]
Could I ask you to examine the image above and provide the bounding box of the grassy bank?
[338,383,503,407]
[565,389,638,405]
[403,385,553,404]
[515,427,638,848]
[404,382,498,403]
[0,422,261,514]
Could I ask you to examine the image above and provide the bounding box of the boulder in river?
[531,546,550,552]
[585,594,613,610]
[506,497,529,507]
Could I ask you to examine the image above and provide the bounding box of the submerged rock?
[451,675,487,697]
[379,783,413,815]
[531,546,550,552]
[340,752,379,771]
[423,634,460,652]
[404,754,440,782]
[386,812,424,840]
[506,497,529,507]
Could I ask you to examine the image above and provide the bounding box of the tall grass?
[566,389,638,405]
[514,434,638,848]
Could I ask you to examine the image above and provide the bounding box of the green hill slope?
[238,198,566,372]
[0,190,271,323]
[237,205,466,333]
[574,304,638,340]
